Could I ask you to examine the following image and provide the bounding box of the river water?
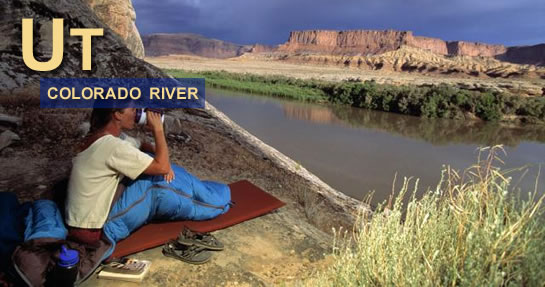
[207,88,545,206]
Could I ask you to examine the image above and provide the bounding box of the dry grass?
[308,146,545,286]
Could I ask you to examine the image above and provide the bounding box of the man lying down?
[11,108,231,286]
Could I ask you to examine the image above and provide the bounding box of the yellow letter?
[165,87,176,100]
[117,87,128,100]
[94,87,104,99]
[130,88,141,100]
[150,87,160,99]
[59,87,72,100]
[48,87,58,99]
[70,28,103,70]
[188,87,199,99]
[72,88,80,99]
[82,87,93,100]
[105,87,116,99]
[177,87,187,99]
[22,18,64,71]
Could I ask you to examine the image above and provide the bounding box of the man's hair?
[89,108,124,133]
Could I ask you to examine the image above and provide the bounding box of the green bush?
[164,69,545,123]
[474,92,502,121]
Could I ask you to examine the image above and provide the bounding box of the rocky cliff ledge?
[0,0,162,93]
[84,0,145,59]
[277,30,544,66]
[446,41,506,57]
[142,33,253,58]
[498,44,545,66]
[277,30,411,56]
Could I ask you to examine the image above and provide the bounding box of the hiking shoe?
[177,227,224,251]
[162,240,212,265]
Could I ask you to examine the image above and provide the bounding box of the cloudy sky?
[133,0,544,46]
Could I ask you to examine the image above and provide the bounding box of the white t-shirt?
[65,134,153,229]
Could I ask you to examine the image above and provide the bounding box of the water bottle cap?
[58,245,79,267]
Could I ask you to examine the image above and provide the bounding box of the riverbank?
[310,146,545,286]
[2,83,543,286]
[165,68,545,124]
[0,94,362,286]
[3,100,544,285]
[146,55,545,96]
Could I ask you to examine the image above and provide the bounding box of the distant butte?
[143,30,544,67]
[142,33,273,59]
[277,30,544,66]
[143,30,545,81]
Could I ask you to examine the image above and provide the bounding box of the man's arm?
[141,135,174,183]
[142,111,170,175]
[140,141,156,153]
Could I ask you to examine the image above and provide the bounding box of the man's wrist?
[152,126,164,134]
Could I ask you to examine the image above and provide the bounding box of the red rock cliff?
[407,36,448,55]
[277,30,412,55]
[447,41,506,57]
[276,30,542,66]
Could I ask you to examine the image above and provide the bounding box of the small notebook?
[97,258,151,282]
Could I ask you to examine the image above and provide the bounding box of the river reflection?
[283,102,545,147]
[207,88,545,206]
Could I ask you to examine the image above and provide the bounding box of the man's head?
[90,108,136,133]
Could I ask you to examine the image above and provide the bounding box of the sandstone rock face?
[142,33,252,58]
[275,30,544,67]
[0,0,165,94]
[84,0,145,59]
[256,45,545,85]
[447,41,506,57]
[408,36,448,55]
[277,30,411,55]
[142,29,544,69]
[248,44,275,54]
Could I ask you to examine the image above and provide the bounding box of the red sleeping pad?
[109,180,285,259]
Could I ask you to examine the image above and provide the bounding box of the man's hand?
[164,167,175,183]
[146,110,163,132]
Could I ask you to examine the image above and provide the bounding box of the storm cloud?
[132,0,544,46]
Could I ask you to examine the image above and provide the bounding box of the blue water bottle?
[54,245,79,287]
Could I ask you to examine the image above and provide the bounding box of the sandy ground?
[81,211,333,287]
[146,55,545,95]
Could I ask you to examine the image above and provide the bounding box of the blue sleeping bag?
[22,163,231,259]
[0,193,30,270]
